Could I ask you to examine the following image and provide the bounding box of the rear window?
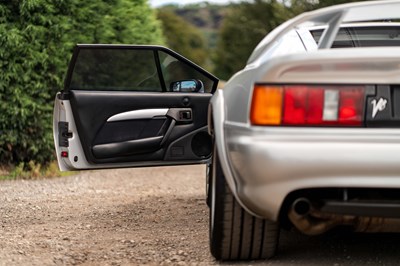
[311,26,400,48]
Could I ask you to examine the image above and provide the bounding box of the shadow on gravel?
[275,230,400,265]
[221,230,400,265]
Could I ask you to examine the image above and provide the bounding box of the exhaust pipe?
[288,198,400,235]
[292,198,311,216]
[288,198,351,235]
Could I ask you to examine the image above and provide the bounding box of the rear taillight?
[250,85,365,126]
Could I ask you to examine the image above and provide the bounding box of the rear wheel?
[209,149,280,260]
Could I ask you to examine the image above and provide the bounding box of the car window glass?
[68,47,217,93]
[70,49,161,91]
[158,51,214,93]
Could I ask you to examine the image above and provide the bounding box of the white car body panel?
[260,47,400,84]
[211,0,400,220]
[53,97,92,171]
[224,125,400,220]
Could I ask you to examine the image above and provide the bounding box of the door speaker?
[191,131,212,158]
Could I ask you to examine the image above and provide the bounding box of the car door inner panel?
[57,45,218,167]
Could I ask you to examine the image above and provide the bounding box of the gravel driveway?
[1,165,399,265]
[0,165,213,265]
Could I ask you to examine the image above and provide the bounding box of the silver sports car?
[53,0,400,261]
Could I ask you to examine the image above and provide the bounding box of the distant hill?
[158,3,230,50]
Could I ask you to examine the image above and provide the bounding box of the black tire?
[209,148,280,260]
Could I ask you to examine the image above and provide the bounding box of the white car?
[54,0,400,261]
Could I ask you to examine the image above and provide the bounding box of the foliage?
[287,0,371,15]
[315,0,371,8]
[157,3,230,70]
[157,9,208,67]
[173,3,226,31]
[64,0,164,46]
[0,161,73,180]
[0,0,163,167]
[0,0,65,166]
[213,0,289,80]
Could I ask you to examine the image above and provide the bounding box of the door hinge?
[57,90,70,100]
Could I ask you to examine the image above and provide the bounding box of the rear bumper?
[224,123,400,221]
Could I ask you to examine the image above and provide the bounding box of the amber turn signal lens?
[250,85,283,125]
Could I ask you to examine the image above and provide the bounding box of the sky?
[149,0,242,7]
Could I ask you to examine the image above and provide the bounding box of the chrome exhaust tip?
[288,197,338,235]
[292,198,311,216]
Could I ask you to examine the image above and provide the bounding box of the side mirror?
[170,79,204,93]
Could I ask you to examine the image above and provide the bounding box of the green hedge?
[0,0,164,166]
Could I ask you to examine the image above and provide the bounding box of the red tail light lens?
[338,89,365,125]
[250,85,365,126]
[282,86,307,125]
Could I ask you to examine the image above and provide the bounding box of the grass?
[0,161,74,181]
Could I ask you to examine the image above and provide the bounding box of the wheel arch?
[210,89,262,218]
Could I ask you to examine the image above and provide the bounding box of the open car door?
[53,45,218,171]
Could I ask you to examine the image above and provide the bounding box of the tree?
[213,0,289,80]
[0,0,164,166]
[157,9,208,67]
[288,0,372,16]
[316,0,370,8]
[0,0,65,165]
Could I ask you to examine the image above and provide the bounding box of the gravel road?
[0,165,213,265]
[1,165,399,265]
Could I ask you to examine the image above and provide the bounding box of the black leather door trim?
[92,136,164,159]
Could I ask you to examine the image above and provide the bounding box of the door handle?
[179,110,192,121]
[166,108,193,123]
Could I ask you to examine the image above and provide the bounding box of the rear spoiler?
[248,0,400,63]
